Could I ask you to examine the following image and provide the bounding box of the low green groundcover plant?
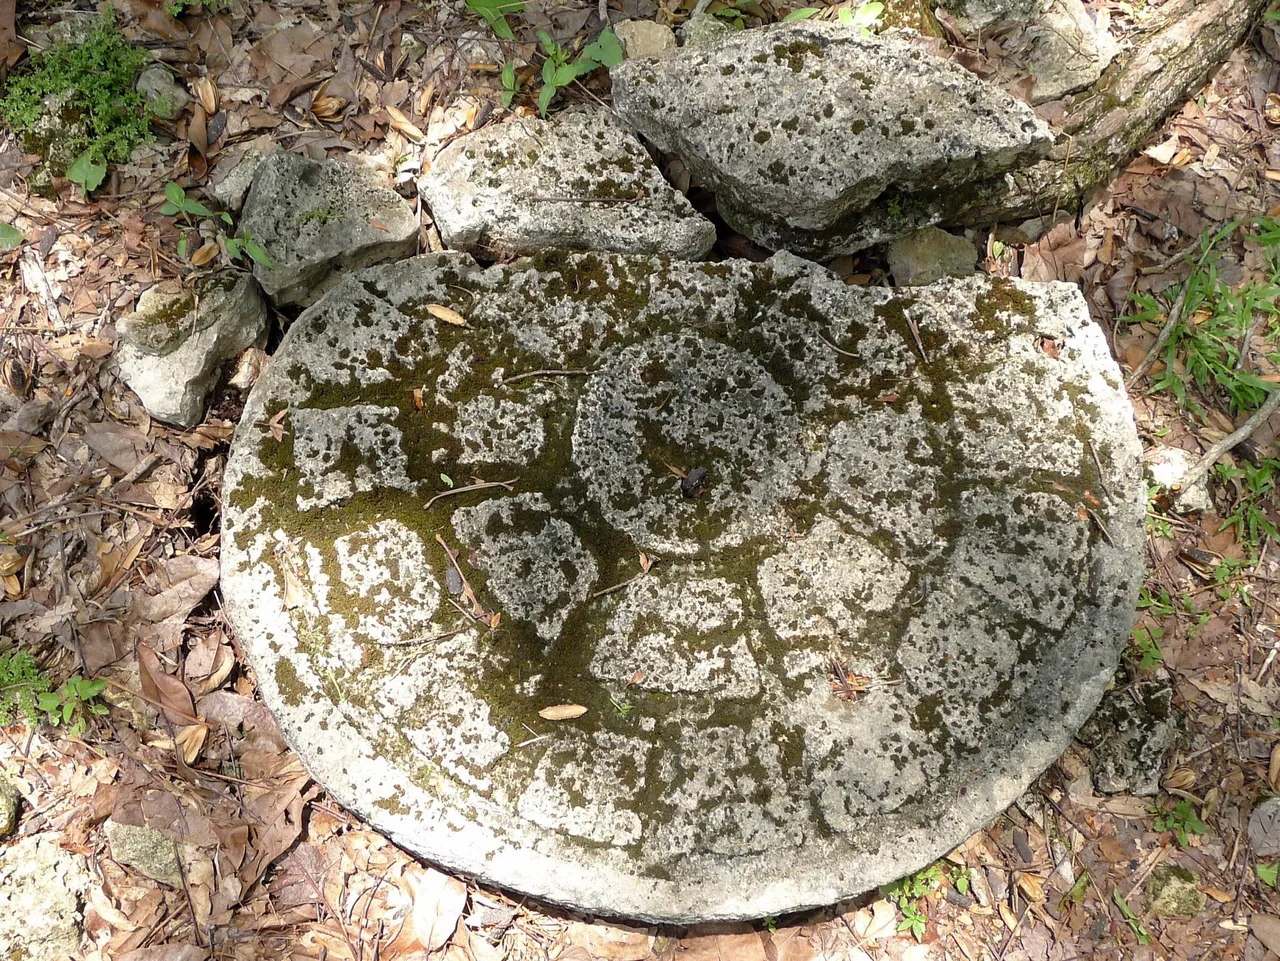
[0,12,154,170]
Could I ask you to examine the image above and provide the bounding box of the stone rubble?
[886,226,978,286]
[611,20,1052,257]
[419,107,716,260]
[115,270,268,428]
[239,150,419,307]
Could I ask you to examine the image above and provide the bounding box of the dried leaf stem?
[500,368,592,385]
[1126,282,1190,388]
[1175,389,1280,493]
[423,478,516,510]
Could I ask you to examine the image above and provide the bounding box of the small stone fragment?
[0,775,20,837]
[935,0,1041,31]
[104,819,183,887]
[115,271,269,428]
[239,151,419,307]
[615,19,678,59]
[1077,676,1178,797]
[136,65,190,121]
[0,833,91,961]
[887,227,977,286]
[679,12,733,47]
[1145,864,1205,918]
[211,148,271,213]
[1011,0,1119,105]
[420,107,715,260]
[1146,446,1213,515]
[611,21,1052,257]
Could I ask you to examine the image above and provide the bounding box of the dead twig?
[501,368,592,385]
[1126,282,1190,388]
[1174,389,1280,493]
[423,477,516,511]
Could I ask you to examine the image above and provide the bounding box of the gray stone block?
[222,250,1144,922]
[611,21,1051,257]
[887,227,978,286]
[239,151,419,307]
[420,108,715,260]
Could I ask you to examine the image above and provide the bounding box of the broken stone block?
[104,819,182,887]
[222,249,1145,922]
[115,271,268,428]
[936,0,1042,30]
[679,12,733,48]
[419,107,715,260]
[135,65,190,121]
[611,21,1052,257]
[887,227,977,286]
[1013,0,1119,105]
[211,147,271,213]
[239,151,419,307]
[1077,676,1178,797]
[1146,446,1213,514]
[1146,864,1205,918]
[0,833,91,961]
[614,19,678,59]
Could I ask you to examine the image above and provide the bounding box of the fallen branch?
[1174,390,1280,493]
[501,368,592,385]
[1126,282,1190,389]
[423,477,517,511]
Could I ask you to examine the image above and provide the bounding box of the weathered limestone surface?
[1012,0,1118,105]
[0,833,91,961]
[420,108,715,260]
[115,271,268,427]
[936,0,1041,30]
[239,151,419,307]
[887,227,976,286]
[611,21,1051,257]
[222,250,1145,922]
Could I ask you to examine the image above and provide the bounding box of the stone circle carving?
[222,249,1145,921]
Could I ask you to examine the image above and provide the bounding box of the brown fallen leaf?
[386,104,426,143]
[538,704,588,720]
[427,304,467,326]
[405,866,468,952]
[138,643,197,726]
[191,241,219,267]
[1254,914,1280,954]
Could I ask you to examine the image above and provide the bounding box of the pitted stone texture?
[937,0,1042,30]
[420,108,715,260]
[887,227,977,287]
[115,271,268,427]
[611,21,1052,257]
[240,151,418,306]
[0,833,91,961]
[223,250,1145,923]
[1012,0,1119,105]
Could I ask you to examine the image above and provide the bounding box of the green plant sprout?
[1128,625,1163,670]
[534,28,622,117]
[1214,459,1280,549]
[1152,799,1207,847]
[0,223,21,250]
[501,62,521,108]
[465,0,525,40]
[0,649,108,738]
[880,860,966,942]
[839,1,884,34]
[1112,890,1152,945]
[158,181,272,267]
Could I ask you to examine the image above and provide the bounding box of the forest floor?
[1,1,1280,959]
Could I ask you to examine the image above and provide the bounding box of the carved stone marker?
[222,251,1144,922]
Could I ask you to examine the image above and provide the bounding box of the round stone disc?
[222,250,1144,922]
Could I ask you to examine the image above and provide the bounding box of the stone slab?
[419,107,715,260]
[611,21,1052,257]
[222,250,1145,922]
[239,151,419,307]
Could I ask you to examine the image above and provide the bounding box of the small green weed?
[0,649,108,737]
[1215,459,1280,549]
[0,12,154,177]
[839,1,884,34]
[501,62,520,108]
[534,28,622,116]
[466,0,525,40]
[1127,217,1280,418]
[1258,861,1279,889]
[158,182,272,268]
[1112,890,1152,945]
[1137,585,1175,617]
[1152,798,1207,847]
[0,223,22,250]
[1128,625,1163,670]
[881,860,965,942]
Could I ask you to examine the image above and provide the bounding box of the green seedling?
[534,28,622,116]
[160,181,213,222]
[225,229,273,268]
[1215,459,1280,549]
[838,0,884,34]
[0,649,108,738]
[1112,890,1152,945]
[0,224,21,249]
[1259,861,1279,889]
[1137,586,1175,617]
[1152,798,1207,848]
[1128,625,1163,670]
[501,62,520,108]
[466,0,525,40]
[37,675,108,738]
